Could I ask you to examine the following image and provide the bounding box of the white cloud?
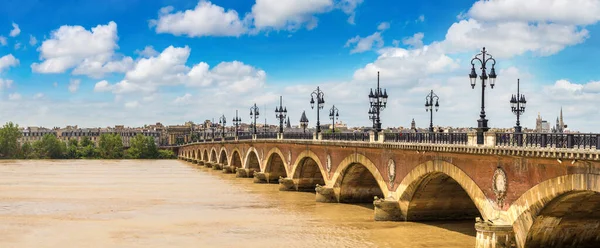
[8,93,21,100]
[173,93,193,104]
[0,54,19,72]
[68,79,80,93]
[441,19,589,58]
[29,35,37,46]
[377,22,390,31]
[134,45,159,58]
[0,36,6,46]
[152,0,364,36]
[33,93,44,99]
[125,101,140,108]
[402,32,424,48]
[31,21,132,78]
[345,32,384,54]
[469,0,600,25]
[94,80,112,92]
[0,78,14,90]
[417,15,425,23]
[9,23,20,37]
[152,0,247,37]
[14,42,21,50]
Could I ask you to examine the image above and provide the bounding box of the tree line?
[0,122,176,159]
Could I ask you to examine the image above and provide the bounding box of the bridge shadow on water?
[416,220,476,237]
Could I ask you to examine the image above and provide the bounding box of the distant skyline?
[0,0,599,131]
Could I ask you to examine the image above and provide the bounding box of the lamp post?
[329,105,339,133]
[510,79,527,146]
[368,71,388,134]
[310,87,325,134]
[469,47,498,145]
[219,115,226,138]
[300,111,309,133]
[425,90,440,132]
[250,103,259,135]
[275,96,287,134]
[233,110,241,138]
[264,118,268,133]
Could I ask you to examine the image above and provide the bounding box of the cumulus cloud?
[134,46,159,58]
[151,0,365,36]
[151,0,247,37]
[33,93,44,99]
[0,36,6,46]
[29,35,37,46]
[402,32,424,48]
[0,54,19,72]
[68,79,80,93]
[9,23,20,37]
[173,93,193,105]
[31,21,133,78]
[8,93,21,100]
[0,78,14,90]
[345,23,390,54]
[125,101,140,108]
[468,0,600,25]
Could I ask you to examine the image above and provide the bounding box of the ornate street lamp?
[219,114,226,138]
[510,79,527,145]
[329,105,339,133]
[250,103,260,135]
[264,117,268,133]
[300,111,309,133]
[469,47,497,145]
[310,86,325,134]
[232,110,241,138]
[425,90,440,132]
[275,96,287,134]
[368,71,388,133]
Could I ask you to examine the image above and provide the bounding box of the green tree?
[98,133,123,159]
[127,134,159,159]
[78,144,98,159]
[0,122,22,158]
[33,134,66,159]
[158,149,176,159]
[80,136,93,147]
[20,142,34,159]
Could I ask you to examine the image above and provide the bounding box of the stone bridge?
[176,132,600,248]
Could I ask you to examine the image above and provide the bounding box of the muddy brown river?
[0,160,475,248]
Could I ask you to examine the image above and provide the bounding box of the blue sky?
[0,0,599,132]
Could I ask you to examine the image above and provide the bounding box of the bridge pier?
[198,161,205,166]
[235,168,256,178]
[204,162,213,168]
[212,163,223,170]
[253,172,268,183]
[315,185,337,203]
[192,159,198,164]
[373,198,403,221]
[222,165,235,174]
[278,177,296,191]
[474,220,515,248]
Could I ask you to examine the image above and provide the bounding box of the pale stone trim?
[506,174,600,248]
[331,153,390,198]
[263,147,290,176]
[243,147,261,170]
[290,150,327,182]
[228,147,242,167]
[394,160,496,222]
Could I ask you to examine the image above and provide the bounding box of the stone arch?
[263,147,288,183]
[203,149,209,162]
[228,149,243,169]
[290,150,327,183]
[508,174,600,248]
[243,147,261,171]
[331,154,387,203]
[395,160,493,222]
[219,148,228,165]
[291,153,326,192]
[210,148,218,162]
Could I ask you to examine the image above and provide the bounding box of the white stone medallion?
[493,166,507,208]
[388,159,396,187]
[326,154,332,173]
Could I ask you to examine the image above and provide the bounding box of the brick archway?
[229,149,243,168]
[395,160,493,222]
[243,147,261,171]
[508,174,600,248]
[290,150,326,182]
[228,147,242,167]
[219,147,228,164]
[203,149,209,162]
[210,147,218,162]
[263,147,289,175]
[331,154,388,203]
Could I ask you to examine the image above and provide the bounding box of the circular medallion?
[387,159,396,183]
[493,167,508,207]
[326,154,332,173]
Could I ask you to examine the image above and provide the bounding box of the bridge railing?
[238,132,252,140]
[256,132,278,139]
[322,132,370,141]
[282,132,313,140]
[496,133,600,149]
[383,132,468,145]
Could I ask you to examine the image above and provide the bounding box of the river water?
[0,160,475,248]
